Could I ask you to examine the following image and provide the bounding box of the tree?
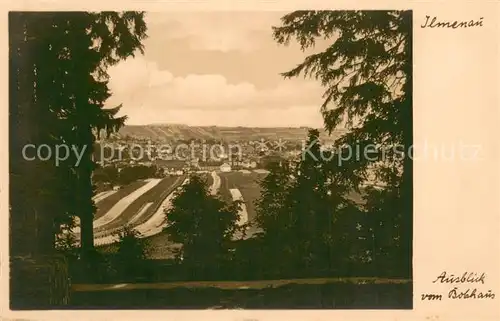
[9,13,77,307]
[117,164,158,185]
[55,12,147,255]
[93,165,120,184]
[164,175,240,279]
[287,130,363,276]
[114,226,149,280]
[9,11,147,307]
[255,130,363,277]
[273,10,412,278]
[254,159,296,277]
[259,154,287,170]
[255,160,295,237]
[55,216,79,260]
[12,11,148,252]
[288,130,334,274]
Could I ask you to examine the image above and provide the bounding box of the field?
[76,175,186,246]
[219,171,268,235]
[91,169,363,254]
[93,170,266,257]
[94,180,148,220]
[94,176,185,233]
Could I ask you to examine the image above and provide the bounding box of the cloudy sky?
[105,12,329,127]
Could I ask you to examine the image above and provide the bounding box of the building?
[220,163,231,172]
[198,160,223,171]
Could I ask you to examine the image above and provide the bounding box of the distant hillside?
[114,124,347,142]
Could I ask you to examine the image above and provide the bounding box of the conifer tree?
[255,129,363,276]
[254,159,295,276]
[9,11,147,306]
[31,12,146,254]
[164,175,240,279]
[115,226,149,279]
[273,10,413,277]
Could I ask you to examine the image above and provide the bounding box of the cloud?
[106,58,174,95]
[106,56,325,126]
[145,12,285,52]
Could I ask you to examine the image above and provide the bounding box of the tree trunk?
[79,157,95,253]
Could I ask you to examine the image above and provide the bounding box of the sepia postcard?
[1,1,499,320]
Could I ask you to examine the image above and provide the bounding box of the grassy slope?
[126,176,186,227]
[94,180,148,220]
[218,171,266,234]
[95,176,186,234]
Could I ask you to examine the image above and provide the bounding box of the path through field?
[229,188,248,226]
[209,171,220,195]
